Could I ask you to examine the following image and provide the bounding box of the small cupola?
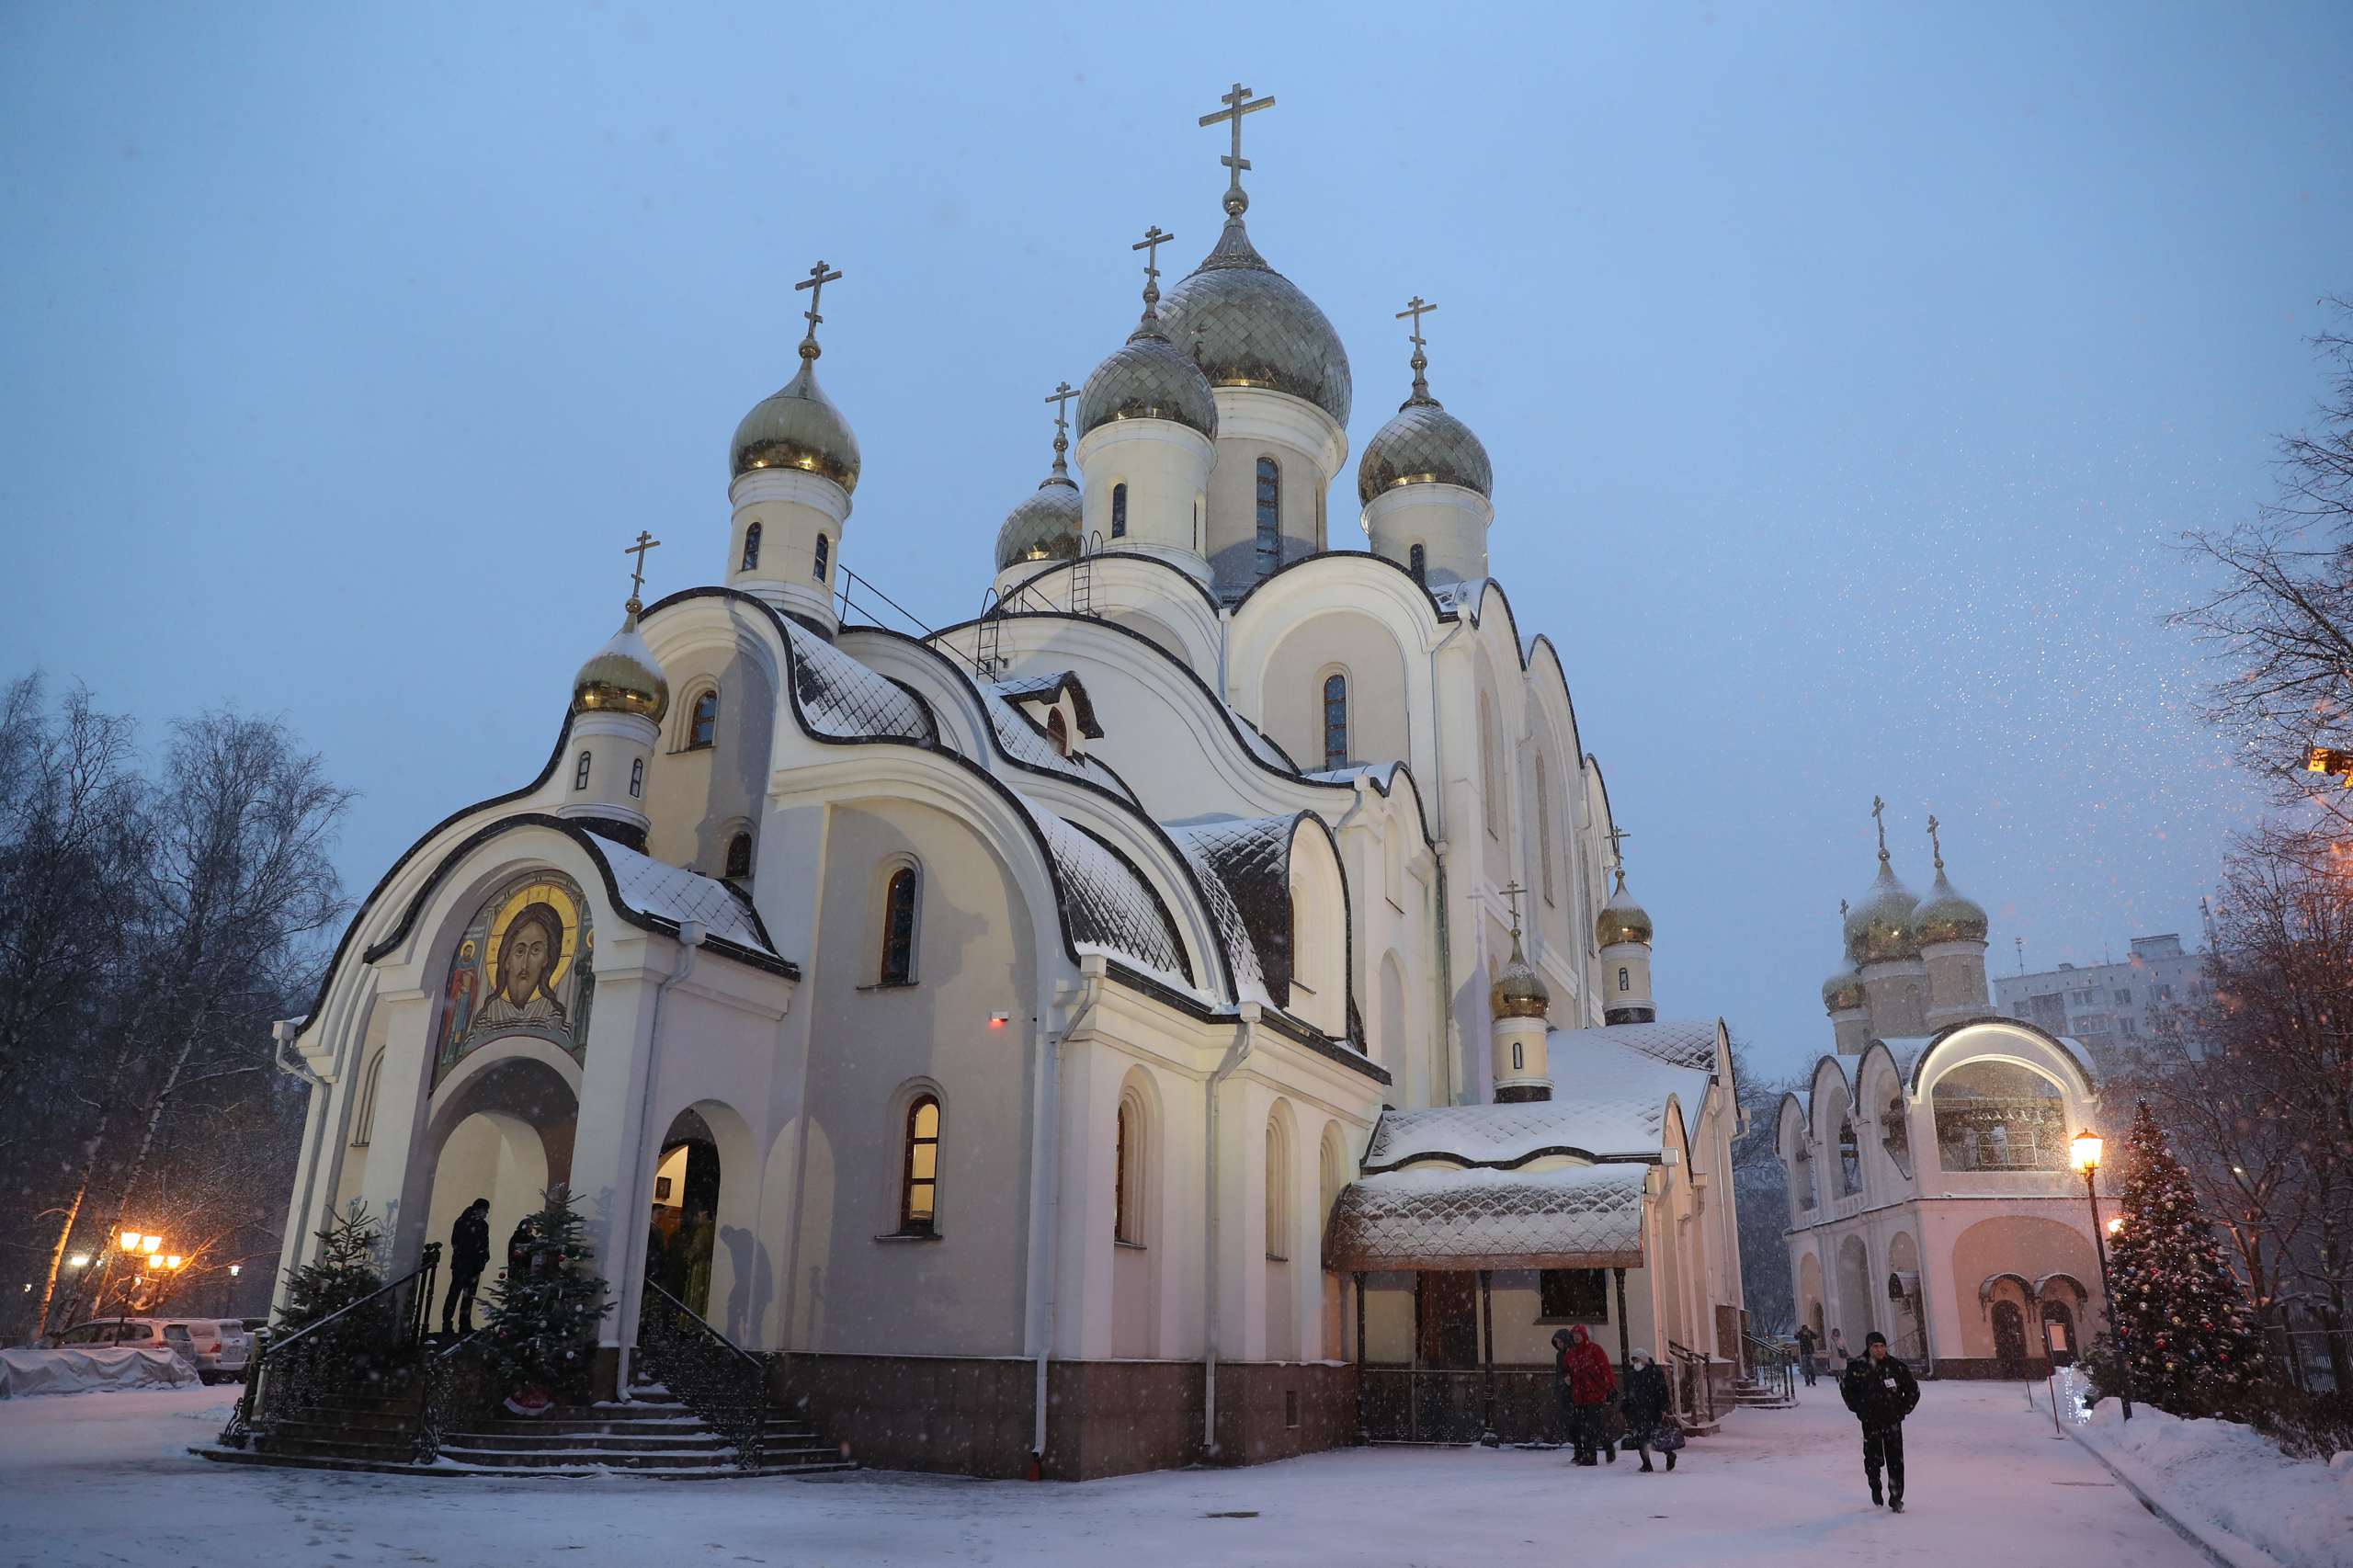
[729,260,858,635]
[1596,848,1656,1026]
[1490,892,1552,1103]
[993,381,1086,599]
[1358,296,1495,587]
[562,542,668,849]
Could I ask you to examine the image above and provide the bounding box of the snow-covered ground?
[1,1378,2218,1567]
[2075,1397,2353,1568]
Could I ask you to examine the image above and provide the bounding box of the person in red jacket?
[1554,1324,1619,1465]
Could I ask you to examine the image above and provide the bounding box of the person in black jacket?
[441,1199,492,1335]
[1839,1330,1921,1511]
[1620,1348,1676,1472]
[1794,1324,1820,1386]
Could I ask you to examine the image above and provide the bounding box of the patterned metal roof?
[981,686,1132,801]
[1551,1018,1722,1075]
[1158,216,1351,426]
[1031,812,1192,985]
[779,617,937,744]
[1357,397,1493,506]
[583,833,776,960]
[994,477,1084,570]
[1078,330,1219,439]
[731,358,861,492]
[1165,815,1296,1005]
[1324,1164,1648,1272]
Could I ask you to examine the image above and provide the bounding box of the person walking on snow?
[1839,1329,1920,1512]
[1621,1348,1676,1472]
[441,1198,491,1335]
[1556,1324,1618,1465]
[1828,1326,1851,1376]
[1794,1323,1820,1386]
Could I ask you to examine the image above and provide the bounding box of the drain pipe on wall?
[615,919,705,1401]
[1029,962,1101,1475]
[272,1018,333,1289]
[1202,1003,1257,1457]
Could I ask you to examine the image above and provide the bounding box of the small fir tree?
[483,1186,611,1404]
[2101,1102,2266,1414]
[276,1200,385,1334]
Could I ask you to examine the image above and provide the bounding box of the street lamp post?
[2072,1130,2132,1421]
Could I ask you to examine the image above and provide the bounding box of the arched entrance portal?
[1991,1300,2029,1372]
[419,1052,579,1330]
[648,1108,722,1318]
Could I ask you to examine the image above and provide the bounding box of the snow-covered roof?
[584,832,781,969]
[1324,1163,1648,1272]
[779,616,937,744]
[1428,576,1490,615]
[1165,815,1297,1006]
[1027,811,1192,988]
[1367,1040,1711,1168]
[989,671,1103,737]
[979,682,1133,800]
[1552,1018,1721,1076]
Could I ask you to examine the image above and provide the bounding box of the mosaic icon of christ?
[468,901,569,1035]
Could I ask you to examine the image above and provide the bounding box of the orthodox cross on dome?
[1870,794,1890,864]
[1396,295,1438,402]
[1605,823,1631,881]
[794,260,844,360]
[1927,812,1945,871]
[1199,82,1274,216]
[1841,898,1850,920]
[1132,224,1176,322]
[1043,380,1078,479]
[1499,880,1527,936]
[622,529,662,614]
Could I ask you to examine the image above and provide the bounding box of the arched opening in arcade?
[646,1108,723,1319]
[419,1051,580,1333]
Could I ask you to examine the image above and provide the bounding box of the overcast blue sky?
[6,3,2348,1081]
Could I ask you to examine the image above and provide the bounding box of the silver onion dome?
[1079,244,1219,440]
[730,355,862,494]
[1358,399,1493,505]
[995,476,1083,570]
[1157,216,1351,426]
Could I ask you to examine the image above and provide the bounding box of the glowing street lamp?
[164,1256,183,1270]
[119,1229,141,1252]
[141,1235,162,1255]
[2074,1129,2133,1421]
[2107,1217,2124,1236]
[67,1255,90,1269]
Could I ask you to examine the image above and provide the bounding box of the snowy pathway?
[1,1378,2210,1567]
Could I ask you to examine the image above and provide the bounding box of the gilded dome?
[995,475,1084,571]
[1822,967,1866,1014]
[572,605,669,722]
[1490,930,1552,1020]
[1358,396,1493,506]
[1914,867,1990,945]
[730,355,862,494]
[1157,217,1351,426]
[1844,858,1922,966]
[1596,869,1654,948]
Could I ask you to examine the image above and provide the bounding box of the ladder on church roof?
[1067,530,1103,618]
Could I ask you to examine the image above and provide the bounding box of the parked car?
[51,1317,250,1383]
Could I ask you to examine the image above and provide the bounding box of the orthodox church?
[1776,805,2109,1378]
[268,86,1747,1477]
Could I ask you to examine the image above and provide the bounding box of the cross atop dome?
[1396,294,1438,403]
[1199,82,1274,217]
[1042,380,1077,483]
[795,260,844,361]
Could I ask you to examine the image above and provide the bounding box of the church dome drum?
[731,358,862,494]
[995,476,1085,569]
[1358,397,1493,505]
[1157,218,1351,426]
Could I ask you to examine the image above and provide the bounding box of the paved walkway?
[0,1376,2208,1567]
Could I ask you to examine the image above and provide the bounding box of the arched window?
[1046,708,1070,757]
[813,533,830,582]
[1479,696,1502,836]
[879,866,918,984]
[573,750,591,790]
[628,757,644,799]
[1839,1116,1864,1195]
[350,1049,385,1148]
[688,689,719,750]
[1114,1096,1144,1244]
[741,520,762,572]
[1792,1140,1817,1212]
[1618,965,1630,993]
[725,832,753,880]
[1111,483,1128,540]
[1264,1114,1290,1261]
[1536,756,1555,905]
[1322,673,1347,770]
[1408,542,1427,583]
[1932,1061,2067,1171]
[1254,457,1280,578]
[899,1094,940,1235]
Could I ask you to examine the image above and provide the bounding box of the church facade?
[268,88,1746,1478]
[1776,810,2109,1379]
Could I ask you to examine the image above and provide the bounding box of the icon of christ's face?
[498,907,560,1005]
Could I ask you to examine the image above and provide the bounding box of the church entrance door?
[1406,1273,1483,1442]
[1991,1300,2029,1374]
[647,1109,722,1319]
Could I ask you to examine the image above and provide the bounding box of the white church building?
[268,87,1747,1478]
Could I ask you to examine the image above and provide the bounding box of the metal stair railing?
[414,1327,489,1463]
[1665,1339,1715,1426]
[1740,1331,1795,1404]
[219,1243,441,1450]
[636,1282,774,1471]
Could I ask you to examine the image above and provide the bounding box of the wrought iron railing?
[1741,1332,1795,1403]
[637,1282,771,1471]
[219,1244,440,1450]
[414,1328,488,1463]
[1665,1339,1714,1426]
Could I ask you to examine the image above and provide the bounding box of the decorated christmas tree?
[275,1200,385,1335]
[2100,1102,2266,1414]
[482,1185,611,1410]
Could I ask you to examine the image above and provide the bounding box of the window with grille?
[813,533,830,582]
[900,1095,940,1235]
[1322,674,1347,770]
[880,866,917,984]
[1255,458,1280,578]
[1539,1268,1608,1322]
[688,690,719,750]
[741,521,762,571]
[1111,483,1128,540]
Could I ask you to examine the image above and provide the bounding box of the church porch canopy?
[1324,1163,1648,1273]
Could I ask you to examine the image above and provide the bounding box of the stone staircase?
[197,1379,853,1479]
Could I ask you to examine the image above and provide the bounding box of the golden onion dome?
[1822,966,1866,1015]
[730,353,861,494]
[1914,866,1990,945]
[1490,929,1552,1020]
[1844,857,1922,966]
[1596,869,1654,948]
[572,603,669,722]
[1157,215,1351,425]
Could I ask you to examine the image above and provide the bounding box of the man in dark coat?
[441,1199,491,1335]
[1620,1347,1676,1472]
[1839,1330,1921,1511]
[1794,1324,1820,1386]
[1556,1324,1619,1466]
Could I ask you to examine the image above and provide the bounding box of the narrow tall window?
[900,1094,940,1235]
[1322,673,1348,770]
[574,750,591,790]
[1254,457,1280,578]
[813,533,830,582]
[1114,1100,1139,1244]
[725,832,753,879]
[1047,708,1071,757]
[1537,757,1555,906]
[1111,483,1128,540]
[1618,966,1630,992]
[1264,1118,1290,1261]
[1479,697,1501,835]
[741,520,762,572]
[880,866,917,984]
[629,757,644,799]
[1408,542,1427,583]
[688,689,719,750]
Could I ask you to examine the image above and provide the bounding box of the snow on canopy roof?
[1428,576,1490,615]
[778,615,937,744]
[583,832,779,965]
[1367,1041,1711,1168]
[1229,713,1296,772]
[1165,814,1298,1006]
[979,680,1133,801]
[1025,810,1193,988]
[1551,1018,1721,1076]
[1324,1163,1647,1272]
[989,671,1102,737]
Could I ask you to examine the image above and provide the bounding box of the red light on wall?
[988,1013,1009,1028]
